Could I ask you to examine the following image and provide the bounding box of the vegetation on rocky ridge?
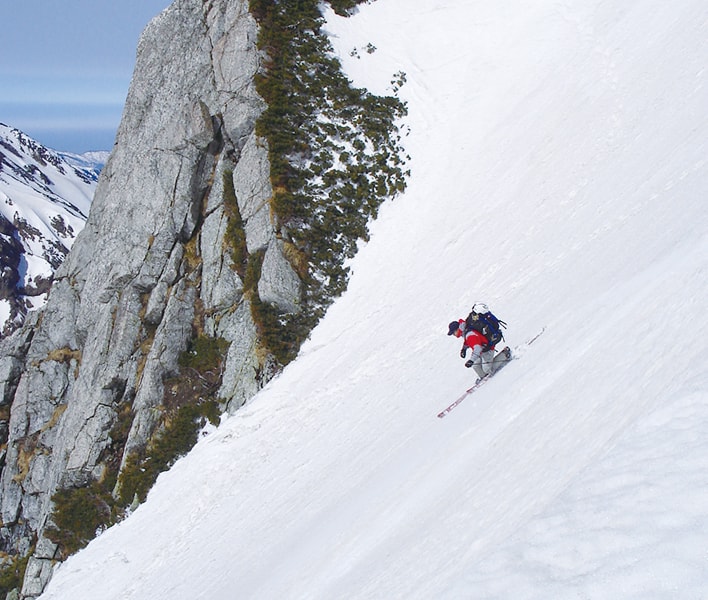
[246,0,408,363]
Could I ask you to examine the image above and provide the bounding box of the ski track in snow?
[41,1,708,599]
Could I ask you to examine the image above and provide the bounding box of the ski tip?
[527,327,546,345]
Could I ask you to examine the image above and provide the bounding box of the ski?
[436,350,512,418]
[437,327,545,419]
[436,370,499,418]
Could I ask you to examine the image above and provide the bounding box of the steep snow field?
[41,1,708,598]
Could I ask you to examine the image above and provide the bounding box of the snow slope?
[40,1,708,598]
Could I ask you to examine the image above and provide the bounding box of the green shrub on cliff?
[246,0,408,361]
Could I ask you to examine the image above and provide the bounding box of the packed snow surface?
[41,0,708,598]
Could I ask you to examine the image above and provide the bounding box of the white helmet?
[471,302,489,314]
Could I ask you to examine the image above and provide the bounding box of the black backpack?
[465,308,506,349]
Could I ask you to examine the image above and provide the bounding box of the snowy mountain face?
[0,124,98,336]
[25,0,708,599]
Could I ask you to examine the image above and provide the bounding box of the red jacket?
[454,319,491,351]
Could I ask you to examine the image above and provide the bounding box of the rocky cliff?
[0,0,407,596]
[0,1,293,596]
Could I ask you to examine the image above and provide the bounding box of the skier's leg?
[472,359,486,379]
[490,347,511,373]
[480,350,495,376]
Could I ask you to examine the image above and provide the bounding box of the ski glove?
[460,346,467,358]
[465,359,474,368]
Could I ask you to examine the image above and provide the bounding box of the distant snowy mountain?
[57,150,110,174]
[0,123,98,336]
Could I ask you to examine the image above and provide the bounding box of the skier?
[447,307,509,381]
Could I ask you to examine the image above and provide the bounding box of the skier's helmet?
[471,302,489,314]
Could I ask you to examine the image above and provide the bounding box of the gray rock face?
[258,239,302,312]
[0,1,301,596]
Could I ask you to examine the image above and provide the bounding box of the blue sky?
[0,0,173,153]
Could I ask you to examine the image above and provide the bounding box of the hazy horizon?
[0,0,172,153]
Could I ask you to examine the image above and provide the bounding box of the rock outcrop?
[0,1,301,597]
